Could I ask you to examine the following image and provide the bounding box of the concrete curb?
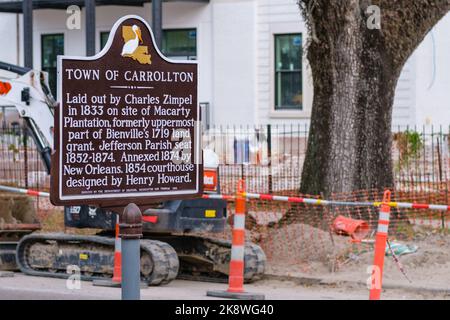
[0,271,14,278]
[263,274,322,286]
[263,274,450,295]
[207,290,265,300]
[92,279,148,289]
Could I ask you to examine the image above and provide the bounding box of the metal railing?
[0,121,448,199]
[203,124,449,197]
[0,122,48,190]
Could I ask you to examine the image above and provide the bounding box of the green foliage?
[7,143,19,162]
[393,130,423,169]
[393,221,415,240]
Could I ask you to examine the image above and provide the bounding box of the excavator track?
[15,233,265,284]
[152,235,266,283]
[16,233,179,286]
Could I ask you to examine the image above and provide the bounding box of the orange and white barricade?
[112,215,122,283]
[369,190,391,300]
[93,214,122,287]
[207,180,264,300]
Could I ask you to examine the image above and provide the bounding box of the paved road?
[0,273,434,300]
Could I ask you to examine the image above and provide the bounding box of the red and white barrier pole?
[369,190,391,300]
[0,185,49,197]
[203,192,450,211]
[1,184,447,212]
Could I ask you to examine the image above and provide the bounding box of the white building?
[0,0,449,127]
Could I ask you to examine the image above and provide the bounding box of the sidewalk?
[0,273,448,300]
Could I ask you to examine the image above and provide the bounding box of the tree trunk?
[301,4,396,197]
[299,1,449,199]
[275,1,450,229]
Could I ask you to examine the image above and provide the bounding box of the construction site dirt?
[16,196,449,300]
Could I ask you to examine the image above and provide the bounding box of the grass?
[392,222,416,240]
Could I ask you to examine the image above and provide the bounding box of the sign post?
[51,15,202,300]
[119,203,142,300]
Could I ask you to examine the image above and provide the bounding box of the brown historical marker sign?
[50,15,202,207]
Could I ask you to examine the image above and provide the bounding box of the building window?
[100,31,109,50]
[274,34,302,110]
[41,34,64,96]
[162,29,197,60]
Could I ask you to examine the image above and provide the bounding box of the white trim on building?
[0,0,449,127]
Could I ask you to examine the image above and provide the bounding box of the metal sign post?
[119,203,142,300]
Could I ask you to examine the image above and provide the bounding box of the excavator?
[0,61,266,285]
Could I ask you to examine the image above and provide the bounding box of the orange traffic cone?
[369,190,391,300]
[227,180,246,293]
[207,180,264,300]
[93,214,122,287]
[112,215,122,283]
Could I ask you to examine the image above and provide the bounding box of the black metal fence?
[202,124,308,195]
[0,120,448,200]
[0,123,49,190]
[203,124,450,197]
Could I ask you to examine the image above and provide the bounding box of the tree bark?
[298,0,449,198]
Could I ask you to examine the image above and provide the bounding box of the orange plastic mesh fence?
[0,123,449,279]
[205,187,449,278]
